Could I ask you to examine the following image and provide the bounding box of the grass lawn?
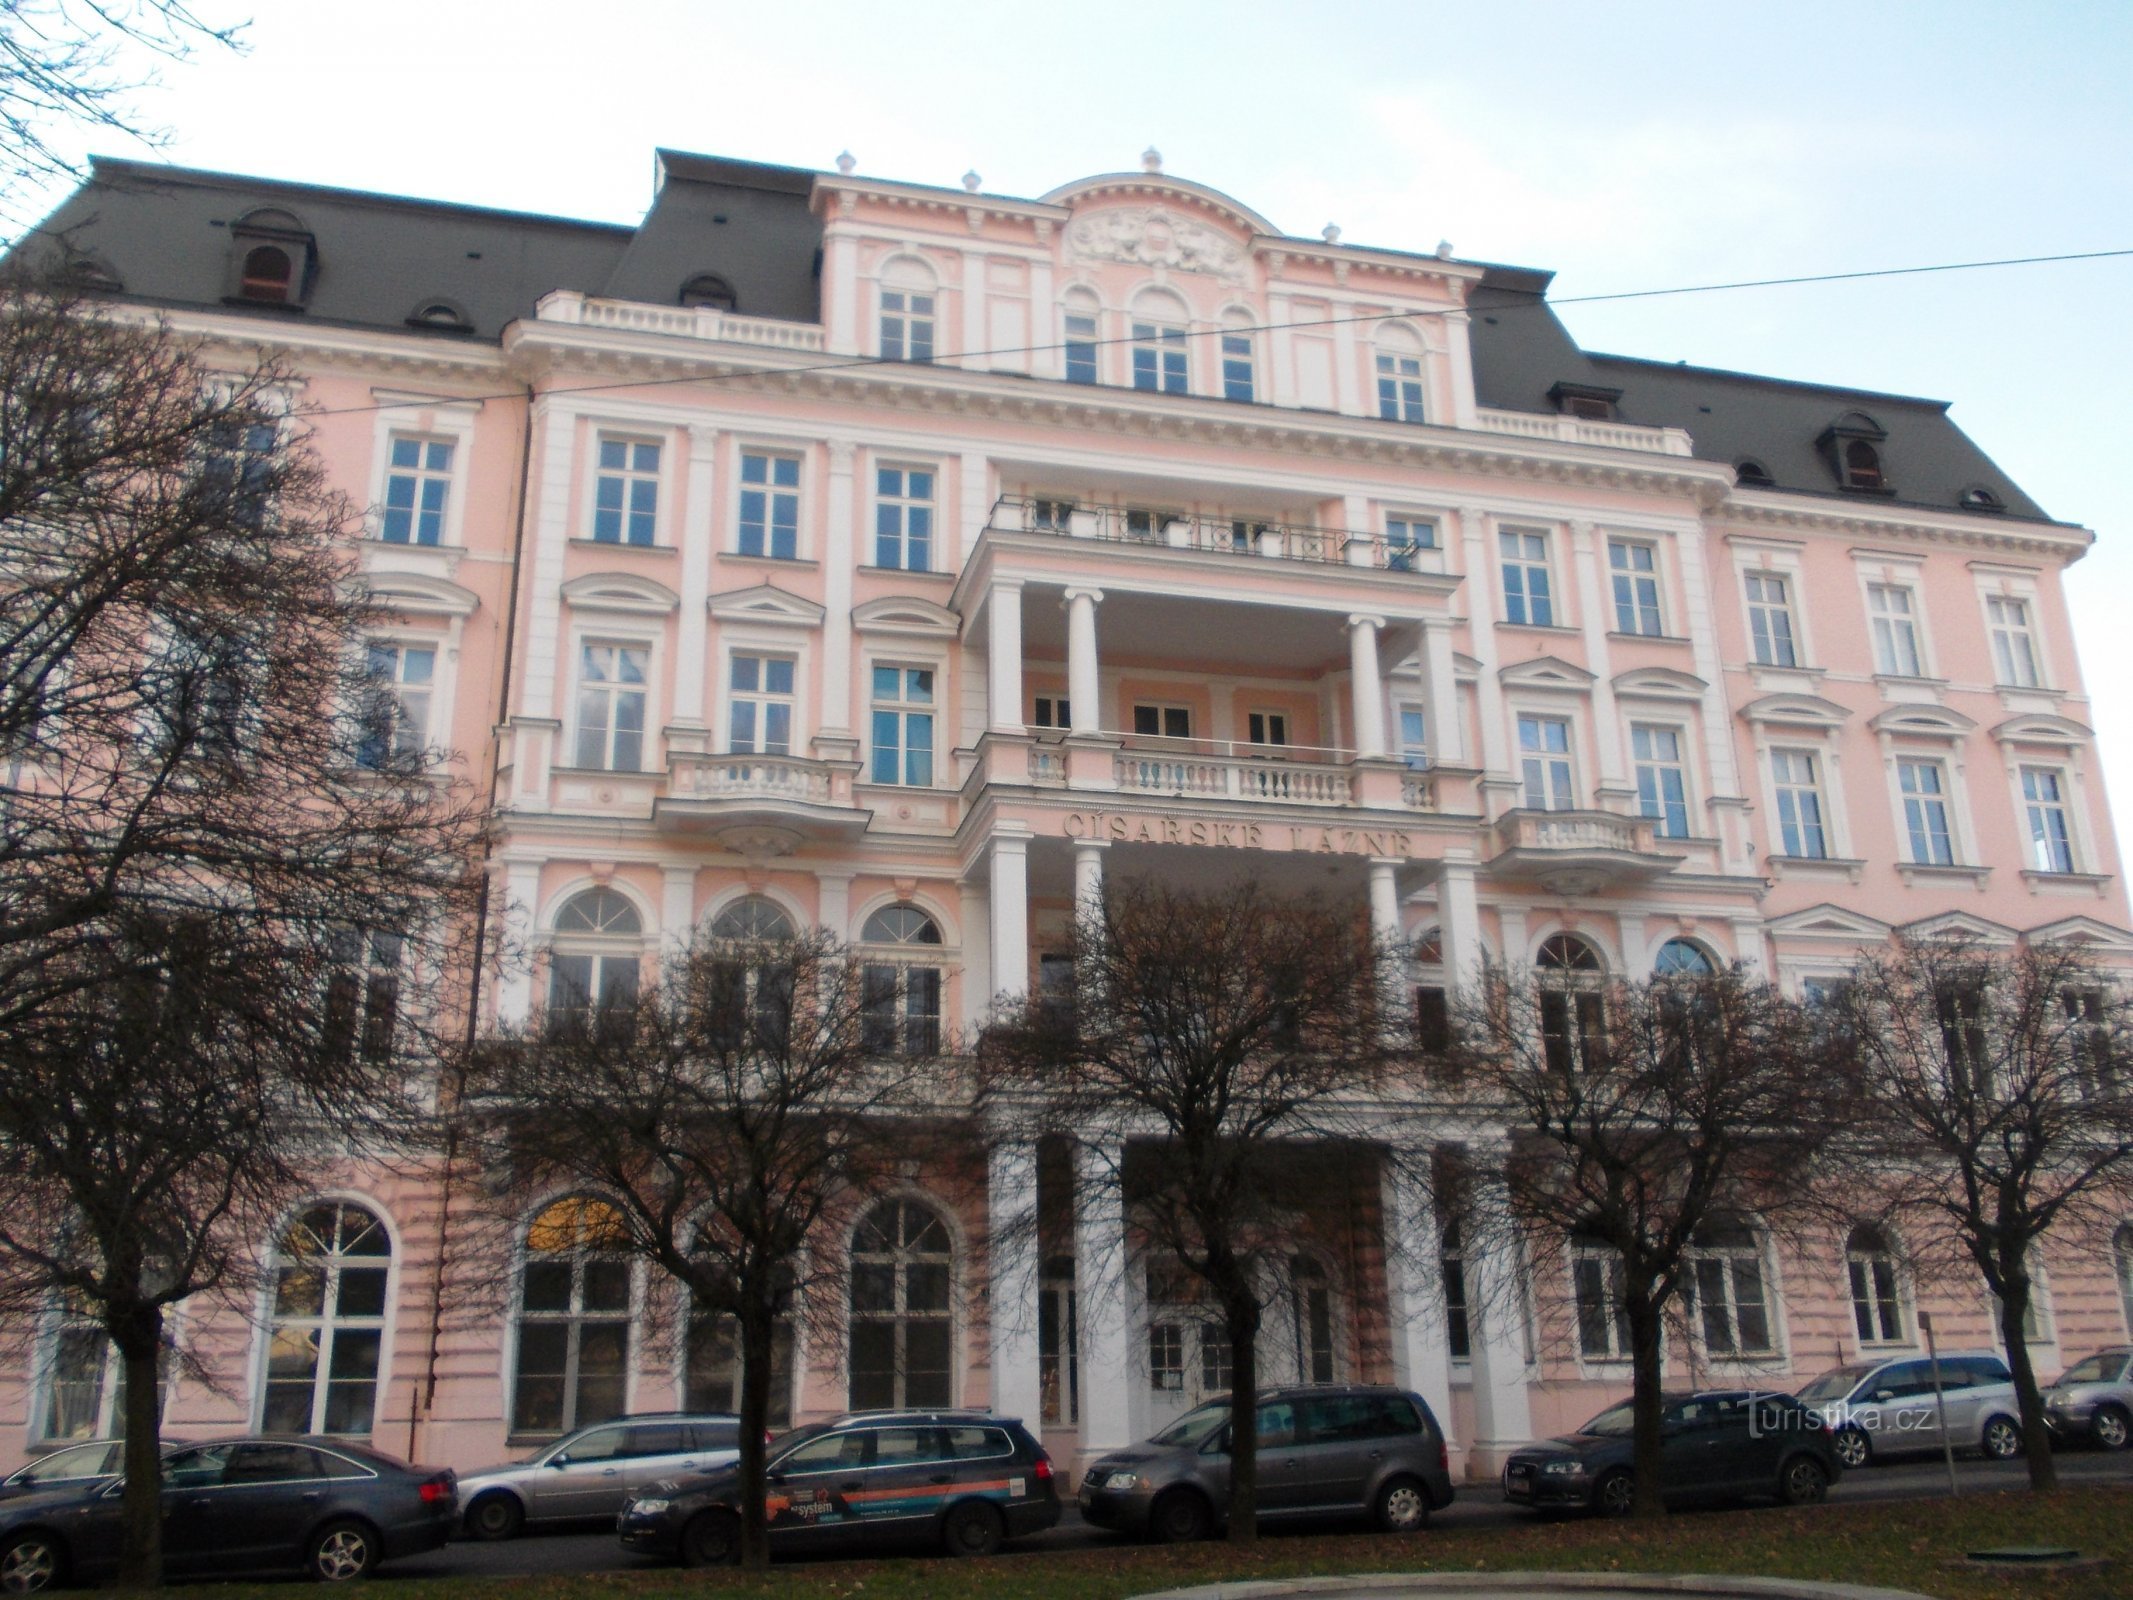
[191,1484,2129,1600]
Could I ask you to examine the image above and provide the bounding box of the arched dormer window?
[1218,309,1256,403]
[1536,934,1605,1077]
[1735,459,1775,488]
[546,888,643,1035]
[1128,288,1189,395]
[1817,411,1893,495]
[860,905,942,1057]
[679,273,737,311]
[1062,287,1101,385]
[227,208,316,309]
[878,258,936,363]
[1374,322,1427,423]
[405,299,473,333]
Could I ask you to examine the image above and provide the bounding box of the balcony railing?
[535,291,827,352]
[1473,407,1695,457]
[668,752,835,805]
[1492,808,1654,855]
[988,497,1437,574]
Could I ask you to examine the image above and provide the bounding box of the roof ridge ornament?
[1142,146,1162,173]
[836,151,857,175]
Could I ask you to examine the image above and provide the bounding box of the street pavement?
[373,1449,2133,1582]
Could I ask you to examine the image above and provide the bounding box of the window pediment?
[1991,714,2092,749]
[707,583,825,628]
[358,572,479,618]
[2027,915,2133,953]
[561,572,681,615]
[1739,693,1850,729]
[851,596,958,638]
[1896,911,2018,946]
[1498,655,1595,691]
[1612,666,1707,700]
[1765,903,1892,942]
[1868,705,1976,740]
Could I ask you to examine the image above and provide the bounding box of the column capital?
[1071,836,1110,856]
[826,438,858,473]
[1459,505,1492,530]
[1062,584,1105,607]
[686,422,720,461]
[1346,611,1389,634]
[990,575,1028,596]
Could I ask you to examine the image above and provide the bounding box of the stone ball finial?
[835,151,857,175]
[1142,146,1162,173]
[962,169,982,193]
[1322,223,1342,244]
[1436,239,1455,259]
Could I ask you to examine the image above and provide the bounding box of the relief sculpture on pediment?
[1066,205,1249,283]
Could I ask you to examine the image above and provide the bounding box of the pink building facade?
[9,148,2133,1481]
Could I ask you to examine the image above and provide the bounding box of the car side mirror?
[545,1455,569,1468]
[1871,1390,1894,1404]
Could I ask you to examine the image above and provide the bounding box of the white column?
[673,425,718,729]
[1075,1139,1133,1456]
[1072,839,1107,916]
[661,866,696,957]
[820,440,857,741]
[989,832,1030,1001]
[1367,857,1402,948]
[518,401,578,722]
[1465,1171,1534,1464]
[959,879,992,1032]
[988,1139,1044,1429]
[1437,855,1481,998]
[1570,519,1627,802]
[817,870,853,942]
[1347,614,1389,759]
[1381,1156,1457,1455]
[1419,618,1467,767]
[1460,506,1511,781]
[1442,310,1479,429]
[494,859,544,1025]
[988,579,1025,733]
[1065,587,1103,735]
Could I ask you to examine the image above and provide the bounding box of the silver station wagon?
[455,1414,743,1539]
[2045,1346,2133,1449]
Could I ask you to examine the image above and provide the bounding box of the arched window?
[710,896,794,941]
[1061,288,1101,384]
[848,1198,952,1408]
[679,273,737,311]
[1374,323,1426,423]
[2115,1224,2133,1336]
[1735,459,1775,488]
[878,258,936,363]
[1128,289,1189,395]
[1844,439,1883,490]
[706,897,796,1047]
[239,245,293,303]
[406,299,473,332]
[512,1197,631,1435]
[547,888,643,1033]
[1438,1217,1471,1362]
[260,1201,392,1435]
[228,208,314,308]
[1537,934,1603,972]
[1684,1215,1774,1356]
[1218,310,1256,403]
[1846,1224,1906,1346]
[1537,934,1605,1077]
[1653,939,1716,977]
[860,905,942,1056]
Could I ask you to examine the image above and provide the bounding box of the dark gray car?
[1078,1385,1454,1542]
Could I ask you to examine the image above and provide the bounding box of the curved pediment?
[1498,655,1596,691]
[1738,693,1851,728]
[560,572,680,615]
[852,595,959,638]
[1868,705,1978,739]
[1991,713,2094,748]
[1612,666,1708,700]
[707,583,825,628]
[358,571,479,618]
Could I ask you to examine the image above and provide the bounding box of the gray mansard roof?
[12,154,2050,522]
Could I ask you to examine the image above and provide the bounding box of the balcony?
[1108,736,1441,810]
[1486,808,1684,895]
[988,497,1442,575]
[652,752,865,848]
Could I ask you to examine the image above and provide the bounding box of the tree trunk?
[1993,1276,2057,1491]
[111,1304,164,1591]
[736,1299,775,1571]
[1626,1294,1668,1519]
[1223,1295,1261,1546]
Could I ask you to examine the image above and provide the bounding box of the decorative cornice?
[1718,491,2091,560]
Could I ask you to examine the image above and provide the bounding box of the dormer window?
[1817,411,1893,495]
[1548,382,1622,422]
[1734,459,1775,488]
[1959,485,2005,513]
[225,208,316,310]
[679,274,737,311]
[405,299,473,333]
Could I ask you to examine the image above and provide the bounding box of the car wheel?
[941,1500,1005,1558]
[2091,1405,2131,1451]
[465,1492,524,1542]
[1373,1474,1430,1533]
[0,1533,65,1596]
[1778,1455,1829,1506]
[1593,1469,1636,1518]
[1980,1415,2023,1460]
[1831,1426,1871,1470]
[308,1520,377,1583]
[1149,1488,1213,1544]
[678,1510,741,1569]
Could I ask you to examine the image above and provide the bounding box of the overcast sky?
[27,0,2133,861]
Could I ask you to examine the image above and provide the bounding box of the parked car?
[456,1413,743,1539]
[0,1436,456,1592]
[1795,1352,2024,1468]
[617,1410,1059,1565]
[1077,1385,1455,1542]
[2045,1346,2133,1449]
[1502,1390,1839,1517]
[0,1444,125,1503]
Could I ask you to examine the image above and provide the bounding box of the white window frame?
[1867,582,1925,677]
[1246,709,1290,748]
[871,461,938,573]
[1218,318,1256,403]
[1396,700,1429,770]
[1769,745,1833,860]
[1608,539,1665,636]
[357,636,438,771]
[254,1199,396,1438]
[1630,721,1693,839]
[1061,289,1102,385]
[377,432,457,548]
[725,650,799,757]
[506,1196,641,1439]
[1682,1224,1781,1361]
[1728,540,1820,677]
[2017,763,2078,874]
[568,634,656,773]
[1129,314,1189,395]
[1131,701,1194,741]
[865,656,941,788]
[1744,569,1801,668]
[1499,527,1557,627]
[878,286,937,364]
[363,398,478,549]
[587,433,666,548]
[1385,511,1438,572]
[1570,1241,1632,1364]
[1894,756,1958,866]
[734,444,807,561]
[1516,711,1577,811]
[1375,346,1426,423]
[1845,1227,1911,1350]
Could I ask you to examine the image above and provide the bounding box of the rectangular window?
[1687,1249,1774,1356]
[324,926,401,1066]
[1132,703,1192,739]
[1247,711,1288,747]
[380,435,453,546]
[574,642,648,771]
[1988,595,2042,688]
[1031,694,1070,730]
[592,438,660,546]
[1500,530,1555,626]
[1517,715,1574,810]
[728,654,795,756]
[1869,583,1924,677]
[1850,1254,1905,1345]
[2022,766,2075,873]
[1220,331,1255,402]
[879,289,935,363]
[1030,498,1075,532]
[1130,321,1188,393]
[1745,572,1799,668]
[1397,703,1428,770]
[861,963,941,1056]
[737,451,801,559]
[357,642,435,771]
[1038,1262,1079,1425]
[1376,352,1424,422]
[1938,984,1990,1096]
[1898,759,1955,864]
[873,465,934,571]
[1541,989,1606,1077]
[1573,1251,1631,1359]
[1063,312,1098,384]
[1385,515,1436,572]
[1609,541,1663,635]
[869,665,934,786]
[1631,723,1690,838]
[1771,748,1829,858]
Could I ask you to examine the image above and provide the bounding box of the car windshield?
[1797,1364,1875,1403]
[1149,1401,1232,1448]
[2058,1353,2127,1385]
[1578,1401,1637,1437]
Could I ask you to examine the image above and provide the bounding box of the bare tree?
[465,927,946,1571]
[1452,960,1837,1517]
[1830,936,2133,1490]
[0,268,484,1587]
[979,881,1392,1545]
[3,0,242,235]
